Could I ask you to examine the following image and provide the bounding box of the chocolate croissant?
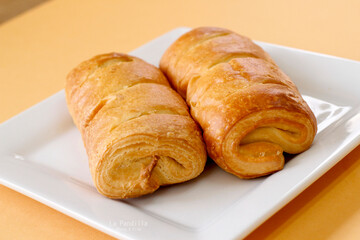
[160,27,317,178]
[65,53,206,198]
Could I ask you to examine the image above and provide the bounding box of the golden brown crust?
[65,53,207,198]
[160,27,317,178]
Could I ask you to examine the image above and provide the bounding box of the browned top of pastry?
[66,52,171,131]
[160,26,275,97]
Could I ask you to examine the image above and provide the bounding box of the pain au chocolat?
[160,27,317,178]
[65,53,207,198]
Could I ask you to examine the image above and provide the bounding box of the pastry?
[160,27,317,178]
[65,52,207,198]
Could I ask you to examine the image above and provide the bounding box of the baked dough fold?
[160,27,317,178]
[66,53,206,198]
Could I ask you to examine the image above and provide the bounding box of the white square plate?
[1,27,360,240]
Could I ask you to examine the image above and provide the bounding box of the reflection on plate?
[1,28,360,240]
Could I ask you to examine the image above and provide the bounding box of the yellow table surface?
[1,0,360,239]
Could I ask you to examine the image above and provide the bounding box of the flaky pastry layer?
[65,53,206,198]
[160,27,317,178]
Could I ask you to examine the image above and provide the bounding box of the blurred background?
[0,0,48,24]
